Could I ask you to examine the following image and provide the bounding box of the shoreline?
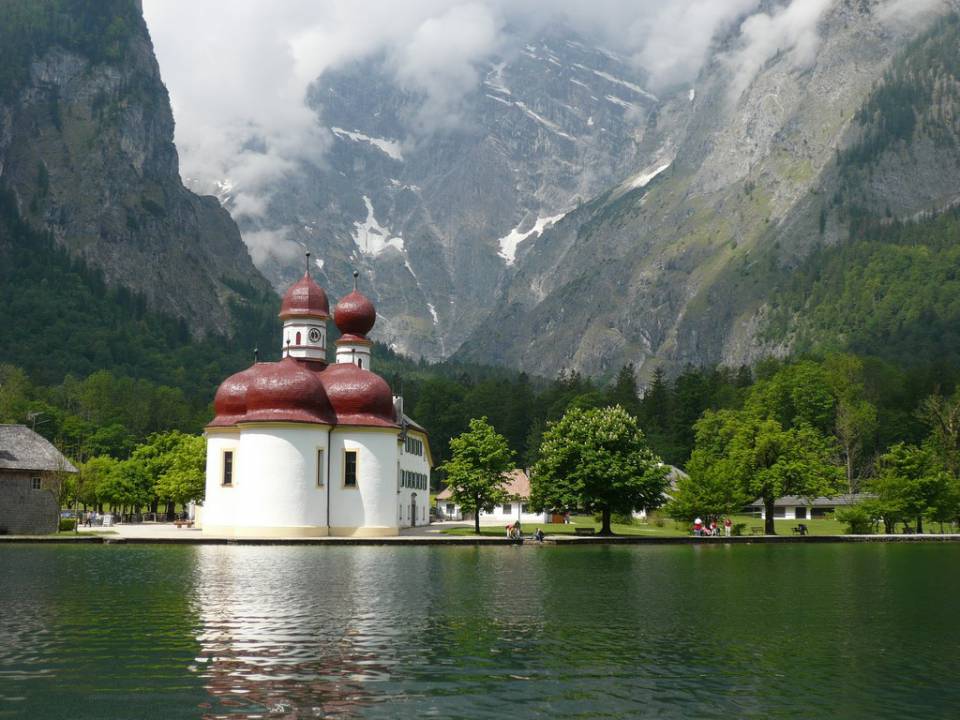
[2,533,960,546]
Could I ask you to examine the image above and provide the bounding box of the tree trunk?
[764,497,776,535]
[474,496,481,535]
[846,452,855,494]
[599,507,613,536]
[166,500,175,521]
[916,515,923,534]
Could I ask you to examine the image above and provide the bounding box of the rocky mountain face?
[457,1,960,380]
[226,30,660,360]
[0,0,272,338]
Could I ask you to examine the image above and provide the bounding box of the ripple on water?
[2,544,960,718]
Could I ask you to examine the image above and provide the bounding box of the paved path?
[3,524,960,545]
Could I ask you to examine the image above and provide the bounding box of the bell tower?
[333,271,376,371]
[278,252,329,363]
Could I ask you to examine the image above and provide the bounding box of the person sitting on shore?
[534,528,545,543]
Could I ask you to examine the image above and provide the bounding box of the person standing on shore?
[694,517,703,536]
[724,517,732,537]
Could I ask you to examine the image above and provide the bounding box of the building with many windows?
[201,262,432,537]
[435,470,551,525]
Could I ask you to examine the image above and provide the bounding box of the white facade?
[335,341,372,370]
[281,319,327,361]
[203,424,432,537]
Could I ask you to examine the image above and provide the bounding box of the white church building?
[201,261,432,537]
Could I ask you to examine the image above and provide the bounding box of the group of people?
[504,522,546,543]
[693,517,733,537]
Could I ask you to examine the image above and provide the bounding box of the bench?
[574,527,596,536]
[792,524,809,536]
[750,526,764,536]
[173,520,194,529]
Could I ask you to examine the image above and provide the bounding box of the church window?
[316,449,325,487]
[296,331,302,345]
[344,450,358,487]
[222,451,234,486]
[358,358,363,369]
[31,477,41,490]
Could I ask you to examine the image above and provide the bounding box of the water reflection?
[191,546,403,717]
[3,544,960,719]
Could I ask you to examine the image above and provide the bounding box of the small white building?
[202,264,432,537]
[749,494,867,520]
[435,470,551,525]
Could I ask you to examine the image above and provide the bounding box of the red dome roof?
[279,272,330,319]
[243,357,337,424]
[319,362,397,427]
[334,290,376,337]
[208,358,337,427]
[209,367,254,427]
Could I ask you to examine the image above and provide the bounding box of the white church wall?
[203,431,240,531]
[203,425,330,537]
[398,429,431,528]
[328,429,400,536]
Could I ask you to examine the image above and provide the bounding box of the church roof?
[0,425,77,473]
[279,271,330,319]
[437,469,528,501]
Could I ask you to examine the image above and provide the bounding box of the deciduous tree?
[440,417,515,534]
[532,405,668,535]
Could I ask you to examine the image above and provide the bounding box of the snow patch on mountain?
[331,127,404,161]
[497,211,568,265]
[352,196,404,255]
[627,161,672,190]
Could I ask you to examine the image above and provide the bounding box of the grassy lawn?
[440,514,850,537]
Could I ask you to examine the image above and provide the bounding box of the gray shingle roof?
[749,493,873,508]
[0,425,78,473]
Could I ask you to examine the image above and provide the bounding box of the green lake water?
[1,543,958,719]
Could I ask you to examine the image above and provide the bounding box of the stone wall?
[0,471,60,535]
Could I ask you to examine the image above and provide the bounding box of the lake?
[1,543,958,719]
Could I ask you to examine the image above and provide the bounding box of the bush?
[59,518,77,531]
[835,505,875,534]
[731,522,747,537]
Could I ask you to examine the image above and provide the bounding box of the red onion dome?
[319,363,397,427]
[242,357,337,425]
[279,272,330,319]
[209,367,254,427]
[334,290,376,338]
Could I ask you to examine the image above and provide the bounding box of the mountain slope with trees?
[0,0,273,338]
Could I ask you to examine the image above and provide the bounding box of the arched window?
[295,331,301,345]
[358,358,363,369]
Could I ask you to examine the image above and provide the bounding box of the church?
[201,259,432,537]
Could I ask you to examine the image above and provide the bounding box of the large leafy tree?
[919,392,960,479]
[825,354,878,492]
[684,408,843,534]
[531,405,668,535]
[870,443,954,533]
[154,433,206,508]
[665,411,752,522]
[440,417,515,534]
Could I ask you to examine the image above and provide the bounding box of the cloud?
[724,0,834,101]
[142,1,952,260]
[242,227,303,267]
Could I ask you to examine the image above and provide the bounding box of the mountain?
[0,0,273,339]
[220,29,661,360]
[457,2,960,379]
